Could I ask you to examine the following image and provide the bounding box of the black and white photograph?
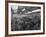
[11,6,41,31]
[8,3,44,35]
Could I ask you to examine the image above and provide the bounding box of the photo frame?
[5,0,45,37]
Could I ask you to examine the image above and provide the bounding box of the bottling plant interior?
[11,6,41,31]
